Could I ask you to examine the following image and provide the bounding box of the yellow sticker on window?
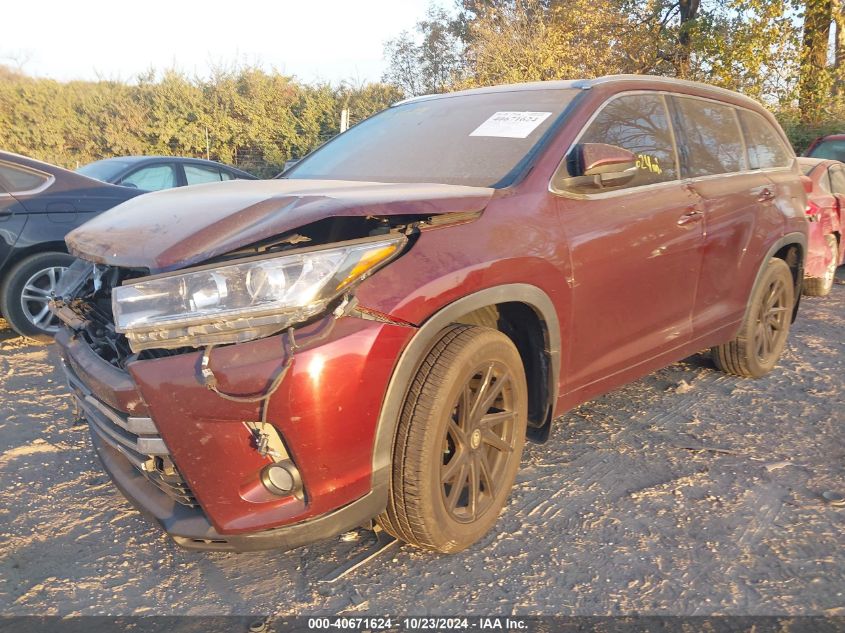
[636,154,663,175]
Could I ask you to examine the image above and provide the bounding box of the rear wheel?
[0,252,75,341]
[712,257,794,378]
[377,324,528,553]
[803,234,838,297]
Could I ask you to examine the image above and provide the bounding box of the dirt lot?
[1,269,843,618]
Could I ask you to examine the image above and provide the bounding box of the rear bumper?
[804,220,837,278]
[55,315,413,552]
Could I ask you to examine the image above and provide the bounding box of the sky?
[1,0,441,85]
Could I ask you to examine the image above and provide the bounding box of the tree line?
[384,0,845,152]
[0,65,400,178]
[1,1,842,174]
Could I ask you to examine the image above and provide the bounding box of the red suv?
[797,157,845,296]
[51,76,808,553]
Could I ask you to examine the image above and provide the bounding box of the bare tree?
[0,49,33,72]
[383,31,422,96]
[382,5,463,96]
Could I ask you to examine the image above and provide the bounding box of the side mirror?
[556,143,638,192]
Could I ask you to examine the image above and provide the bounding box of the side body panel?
[826,163,845,266]
[0,191,28,275]
[556,184,702,392]
[687,172,786,336]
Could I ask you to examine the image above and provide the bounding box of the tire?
[0,252,76,341]
[377,324,528,553]
[803,234,838,297]
[711,257,794,378]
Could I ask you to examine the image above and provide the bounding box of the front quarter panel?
[355,192,571,332]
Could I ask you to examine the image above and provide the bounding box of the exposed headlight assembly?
[113,235,406,352]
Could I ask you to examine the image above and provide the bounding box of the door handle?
[677,209,703,225]
[757,188,775,202]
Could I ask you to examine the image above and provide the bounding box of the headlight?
[113,235,406,351]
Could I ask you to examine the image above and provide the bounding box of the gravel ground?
[1,268,843,618]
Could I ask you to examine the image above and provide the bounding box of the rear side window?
[0,162,51,193]
[122,164,178,191]
[185,164,225,185]
[673,96,746,177]
[738,110,791,169]
[577,93,679,189]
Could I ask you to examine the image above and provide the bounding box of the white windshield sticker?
[469,111,553,139]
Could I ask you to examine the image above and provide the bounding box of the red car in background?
[798,157,845,296]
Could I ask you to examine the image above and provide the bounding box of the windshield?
[77,159,132,182]
[284,89,579,188]
[808,138,845,162]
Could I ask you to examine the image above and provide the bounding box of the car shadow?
[0,318,18,342]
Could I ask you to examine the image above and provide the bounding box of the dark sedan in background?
[77,156,256,191]
[0,152,144,339]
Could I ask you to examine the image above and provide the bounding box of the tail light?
[805,200,821,220]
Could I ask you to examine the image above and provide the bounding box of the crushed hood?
[66,179,494,273]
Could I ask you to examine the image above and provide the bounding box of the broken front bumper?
[56,314,414,551]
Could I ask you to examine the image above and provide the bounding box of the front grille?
[53,260,147,369]
[63,362,198,508]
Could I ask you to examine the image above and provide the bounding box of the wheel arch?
[750,232,806,323]
[370,284,561,502]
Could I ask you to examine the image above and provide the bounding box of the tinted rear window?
[673,96,746,177]
[185,164,225,185]
[0,162,51,193]
[738,110,791,169]
[808,138,845,162]
[285,89,579,188]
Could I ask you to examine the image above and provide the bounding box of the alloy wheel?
[753,275,790,363]
[19,266,66,333]
[440,360,518,524]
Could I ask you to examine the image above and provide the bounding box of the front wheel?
[377,324,528,553]
[803,233,838,297]
[711,257,794,378]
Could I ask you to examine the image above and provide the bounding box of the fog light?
[261,461,302,497]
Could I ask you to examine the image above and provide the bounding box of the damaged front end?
[52,215,424,361]
[110,234,407,352]
[48,206,483,551]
